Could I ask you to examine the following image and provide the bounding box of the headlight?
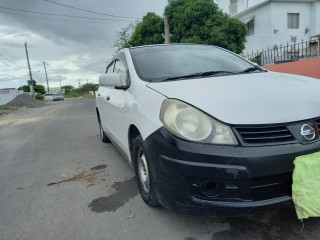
[159,99,238,145]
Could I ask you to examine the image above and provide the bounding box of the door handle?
[106,96,110,101]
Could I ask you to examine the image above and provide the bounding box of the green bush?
[35,93,44,100]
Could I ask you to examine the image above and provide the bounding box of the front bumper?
[143,127,320,217]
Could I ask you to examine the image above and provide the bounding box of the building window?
[287,13,299,29]
[229,0,238,15]
[247,19,254,36]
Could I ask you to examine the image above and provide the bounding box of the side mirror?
[99,73,122,87]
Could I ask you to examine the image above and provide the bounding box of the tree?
[61,85,74,94]
[34,85,46,94]
[18,85,30,92]
[164,0,247,53]
[77,83,99,94]
[127,12,164,47]
[19,83,46,94]
[113,23,136,53]
[113,12,164,51]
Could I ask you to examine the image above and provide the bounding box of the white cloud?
[0,0,168,90]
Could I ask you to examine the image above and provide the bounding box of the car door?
[103,54,130,153]
[98,61,114,133]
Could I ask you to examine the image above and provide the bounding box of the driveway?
[0,98,319,240]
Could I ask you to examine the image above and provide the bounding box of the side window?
[113,60,127,85]
[106,61,115,73]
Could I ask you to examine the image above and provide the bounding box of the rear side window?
[113,60,127,85]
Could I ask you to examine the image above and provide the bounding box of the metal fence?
[244,39,320,66]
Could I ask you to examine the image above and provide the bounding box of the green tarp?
[292,151,320,219]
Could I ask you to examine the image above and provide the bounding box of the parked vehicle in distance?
[96,44,320,217]
[44,93,54,101]
[53,93,64,101]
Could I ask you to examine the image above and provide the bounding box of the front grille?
[235,125,296,145]
[250,173,292,201]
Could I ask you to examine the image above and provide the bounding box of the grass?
[64,92,81,98]
[0,105,20,111]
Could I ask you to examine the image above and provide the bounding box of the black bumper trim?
[143,127,320,216]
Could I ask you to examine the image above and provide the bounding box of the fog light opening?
[201,180,224,197]
[204,181,217,192]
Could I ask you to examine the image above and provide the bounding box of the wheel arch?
[128,124,141,165]
[96,107,100,121]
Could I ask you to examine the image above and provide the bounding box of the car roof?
[128,43,218,50]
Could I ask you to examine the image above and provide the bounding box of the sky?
[0,0,168,90]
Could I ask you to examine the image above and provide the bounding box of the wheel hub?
[138,149,150,194]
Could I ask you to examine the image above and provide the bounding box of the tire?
[133,135,159,207]
[98,118,110,143]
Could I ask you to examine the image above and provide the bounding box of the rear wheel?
[98,118,110,143]
[133,135,158,206]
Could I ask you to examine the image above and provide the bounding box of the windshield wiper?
[162,71,235,81]
[238,66,265,74]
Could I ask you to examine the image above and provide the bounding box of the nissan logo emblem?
[300,124,316,141]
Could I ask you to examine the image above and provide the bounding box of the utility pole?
[42,61,49,93]
[164,16,170,44]
[24,41,35,97]
[59,75,62,93]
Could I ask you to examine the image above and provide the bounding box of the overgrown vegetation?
[0,105,20,111]
[62,83,99,98]
[18,81,46,95]
[35,93,44,100]
[114,0,247,53]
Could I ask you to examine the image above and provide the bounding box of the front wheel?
[98,119,110,143]
[133,135,159,207]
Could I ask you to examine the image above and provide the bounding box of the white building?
[217,0,320,55]
[213,0,230,13]
[0,88,23,105]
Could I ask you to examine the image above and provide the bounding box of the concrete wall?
[213,0,230,13]
[239,4,273,54]
[0,89,23,105]
[311,1,320,36]
[248,0,266,8]
[263,57,320,79]
[271,2,313,47]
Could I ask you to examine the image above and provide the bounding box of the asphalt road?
[0,98,319,240]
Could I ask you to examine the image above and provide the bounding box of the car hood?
[147,72,320,125]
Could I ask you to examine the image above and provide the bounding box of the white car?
[53,93,64,101]
[44,93,54,101]
[96,44,320,216]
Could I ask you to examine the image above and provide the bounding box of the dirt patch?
[6,93,45,108]
[90,164,107,171]
[47,167,107,187]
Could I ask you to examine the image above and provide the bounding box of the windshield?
[130,45,258,82]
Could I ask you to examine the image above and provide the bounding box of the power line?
[0,53,26,70]
[0,41,22,62]
[0,10,135,24]
[43,0,140,19]
[0,61,25,73]
[0,47,26,67]
[0,6,137,22]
